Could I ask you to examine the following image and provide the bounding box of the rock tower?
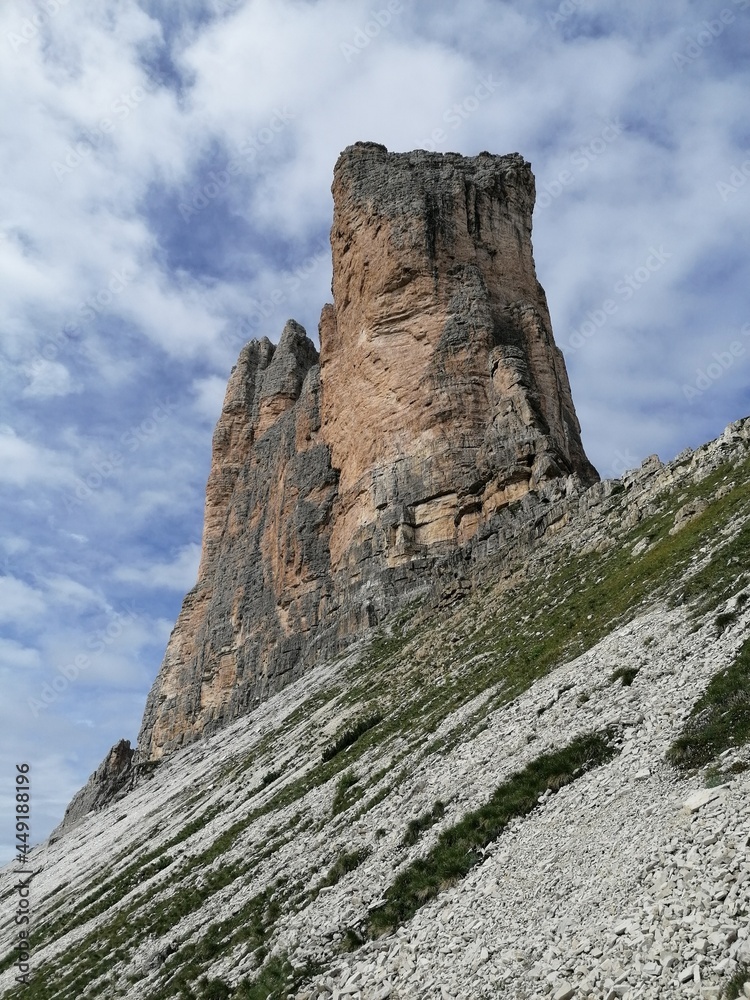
[132,143,598,760]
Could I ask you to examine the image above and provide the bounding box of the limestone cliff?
[321,143,596,576]
[130,143,598,762]
[137,320,338,757]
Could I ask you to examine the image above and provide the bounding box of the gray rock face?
[135,323,339,758]
[51,739,134,836]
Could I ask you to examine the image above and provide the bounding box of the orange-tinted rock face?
[321,144,597,577]
[136,144,598,760]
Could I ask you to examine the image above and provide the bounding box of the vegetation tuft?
[260,769,282,788]
[231,953,322,999]
[341,927,365,952]
[667,637,750,771]
[610,666,639,687]
[401,800,446,847]
[319,847,371,890]
[715,610,738,633]
[723,962,750,999]
[321,713,384,762]
[331,769,362,816]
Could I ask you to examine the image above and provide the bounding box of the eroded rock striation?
[131,143,596,765]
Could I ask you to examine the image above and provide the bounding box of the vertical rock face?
[321,143,597,575]
[138,321,339,758]
[135,143,598,761]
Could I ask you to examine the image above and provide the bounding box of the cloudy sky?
[1,0,748,863]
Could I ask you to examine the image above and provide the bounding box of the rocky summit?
[1,147,749,1000]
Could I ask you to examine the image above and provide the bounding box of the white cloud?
[0,1,232,371]
[42,575,106,611]
[191,374,227,423]
[113,542,202,590]
[0,637,41,672]
[22,359,79,398]
[0,576,46,624]
[118,275,226,358]
[0,426,76,488]
[0,535,31,556]
[60,530,88,544]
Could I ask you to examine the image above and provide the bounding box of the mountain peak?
[68,144,597,785]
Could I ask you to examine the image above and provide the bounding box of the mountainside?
[1,415,749,999]
[2,145,749,1000]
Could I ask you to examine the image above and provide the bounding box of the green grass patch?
[368,729,620,937]
[176,952,323,1000]
[403,457,750,755]
[723,962,750,999]
[667,637,750,771]
[142,881,285,999]
[321,712,384,763]
[0,844,182,973]
[319,846,371,890]
[678,469,750,618]
[401,800,446,847]
[232,953,322,999]
[331,769,362,816]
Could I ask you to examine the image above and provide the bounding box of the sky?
[1,0,749,864]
